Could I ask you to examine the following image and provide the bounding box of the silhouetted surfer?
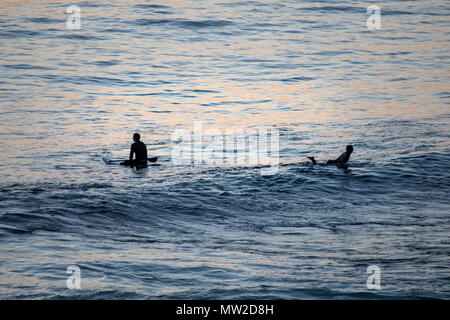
[307,145,353,166]
[120,133,148,166]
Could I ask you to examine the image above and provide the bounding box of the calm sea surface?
[0,0,449,299]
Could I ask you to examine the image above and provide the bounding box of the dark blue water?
[0,0,449,299]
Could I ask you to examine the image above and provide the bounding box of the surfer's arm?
[129,145,134,161]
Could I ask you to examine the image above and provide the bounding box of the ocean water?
[0,0,449,299]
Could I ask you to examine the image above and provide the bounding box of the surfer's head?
[133,133,141,142]
[346,145,353,154]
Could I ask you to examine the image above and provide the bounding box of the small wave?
[218,1,278,8]
[130,18,173,26]
[0,29,41,38]
[181,19,232,28]
[127,18,232,28]
[134,4,171,10]
[297,6,362,14]
[38,74,151,87]
[58,182,113,191]
[281,76,315,82]
[0,182,113,194]
[70,1,106,8]
[0,223,28,236]
[57,34,104,41]
[102,28,132,33]
[26,17,64,24]
[2,64,53,70]
[89,60,120,67]
[435,92,450,99]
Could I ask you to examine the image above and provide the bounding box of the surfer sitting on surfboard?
[120,133,148,166]
[307,145,353,166]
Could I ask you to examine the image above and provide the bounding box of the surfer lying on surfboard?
[307,145,353,166]
[120,133,148,166]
